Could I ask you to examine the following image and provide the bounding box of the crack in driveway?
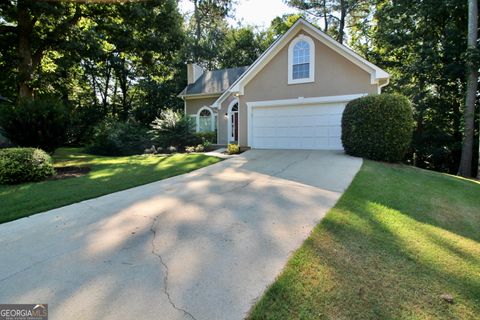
[145,178,256,320]
[149,216,198,320]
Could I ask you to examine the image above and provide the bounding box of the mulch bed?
[49,166,91,180]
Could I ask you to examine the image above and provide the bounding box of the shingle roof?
[179,66,249,96]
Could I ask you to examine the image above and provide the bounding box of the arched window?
[293,41,310,79]
[197,106,214,132]
[288,35,315,84]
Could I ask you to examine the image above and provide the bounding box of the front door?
[231,111,238,141]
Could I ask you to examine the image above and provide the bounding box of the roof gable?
[213,18,389,107]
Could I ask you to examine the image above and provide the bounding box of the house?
[178,18,389,150]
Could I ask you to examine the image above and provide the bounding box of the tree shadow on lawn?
[357,161,480,243]
[249,162,480,320]
[0,154,220,224]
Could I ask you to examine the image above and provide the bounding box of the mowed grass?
[0,148,222,224]
[249,161,480,320]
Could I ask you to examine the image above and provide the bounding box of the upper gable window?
[288,35,315,84]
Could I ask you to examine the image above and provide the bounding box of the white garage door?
[251,102,345,150]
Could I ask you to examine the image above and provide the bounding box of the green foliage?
[0,148,55,184]
[86,119,151,156]
[187,0,234,68]
[217,27,268,68]
[0,97,71,153]
[67,102,106,145]
[194,131,217,144]
[284,1,371,43]
[0,0,185,127]
[342,94,414,162]
[150,109,197,150]
[227,143,239,155]
[363,0,474,173]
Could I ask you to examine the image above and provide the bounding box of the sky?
[179,0,300,28]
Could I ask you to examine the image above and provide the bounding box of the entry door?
[231,111,239,141]
[250,102,345,150]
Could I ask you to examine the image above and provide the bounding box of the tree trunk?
[458,0,478,177]
[17,0,35,100]
[338,0,346,44]
[322,0,329,32]
[193,0,201,61]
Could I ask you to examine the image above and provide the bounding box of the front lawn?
[249,161,480,319]
[0,148,221,224]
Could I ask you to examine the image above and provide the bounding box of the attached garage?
[246,94,365,150]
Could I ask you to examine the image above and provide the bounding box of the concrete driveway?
[0,150,362,320]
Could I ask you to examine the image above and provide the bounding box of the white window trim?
[227,98,239,142]
[288,34,315,85]
[246,94,367,147]
[196,106,215,132]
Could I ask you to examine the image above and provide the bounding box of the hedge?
[341,94,414,162]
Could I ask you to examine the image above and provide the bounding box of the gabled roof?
[179,66,249,98]
[212,18,390,108]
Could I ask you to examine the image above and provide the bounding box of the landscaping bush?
[86,119,151,156]
[185,146,195,153]
[194,144,205,152]
[0,148,55,184]
[341,94,414,162]
[194,131,217,144]
[150,109,197,150]
[0,97,71,153]
[227,143,240,155]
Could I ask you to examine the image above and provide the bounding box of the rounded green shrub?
[0,148,55,184]
[341,94,414,162]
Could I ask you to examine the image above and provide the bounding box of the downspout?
[181,95,186,115]
[378,78,390,94]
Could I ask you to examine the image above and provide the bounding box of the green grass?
[0,147,222,224]
[249,161,480,320]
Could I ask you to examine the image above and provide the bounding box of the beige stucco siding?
[184,96,219,115]
[237,30,379,147]
[185,96,219,142]
[185,95,237,145]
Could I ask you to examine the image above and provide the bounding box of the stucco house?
[178,18,390,150]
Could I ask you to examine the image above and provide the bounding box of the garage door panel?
[328,126,342,137]
[251,103,345,150]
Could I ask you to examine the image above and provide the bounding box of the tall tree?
[458,0,478,177]
[0,0,83,100]
[284,0,371,44]
[1,0,185,143]
[217,26,267,68]
[188,0,234,66]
